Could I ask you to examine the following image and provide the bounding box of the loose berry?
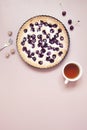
[68,19,72,25]
[70,25,74,31]
[62,11,66,16]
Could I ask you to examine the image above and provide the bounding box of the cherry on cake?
[16,15,70,68]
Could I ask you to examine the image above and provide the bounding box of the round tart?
[16,15,70,68]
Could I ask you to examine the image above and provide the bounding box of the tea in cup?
[62,61,82,84]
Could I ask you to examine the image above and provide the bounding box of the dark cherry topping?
[40,20,44,25]
[51,38,58,44]
[43,43,48,48]
[35,22,39,26]
[37,27,41,32]
[32,57,36,61]
[31,34,36,39]
[27,50,31,54]
[39,24,42,28]
[49,39,54,44]
[52,54,56,59]
[27,54,31,58]
[60,36,64,41]
[28,39,32,44]
[53,24,57,28]
[58,28,62,33]
[23,37,26,42]
[31,52,35,56]
[24,29,27,33]
[54,33,59,38]
[29,36,33,40]
[50,59,54,63]
[68,19,72,25]
[48,24,52,28]
[56,47,60,51]
[31,28,35,32]
[39,53,44,58]
[36,50,39,54]
[56,40,59,45]
[27,34,30,39]
[70,25,74,31]
[32,39,36,44]
[22,19,67,65]
[21,41,25,46]
[46,56,50,61]
[37,34,42,39]
[62,11,66,16]
[44,22,48,26]
[58,51,63,56]
[38,43,42,47]
[38,40,43,47]
[47,46,51,50]
[46,33,50,39]
[38,39,43,44]
[54,39,59,44]
[43,39,47,43]
[27,51,35,58]
[59,43,63,48]
[22,47,27,52]
[42,30,46,35]
[41,48,46,53]
[30,23,34,27]
[54,47,59,51]
[50,29,54,33]
[38,61,43,65]
[47,51,51,56]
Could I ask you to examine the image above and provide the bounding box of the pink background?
[0,0,87,130]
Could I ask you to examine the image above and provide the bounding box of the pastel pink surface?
[0,0,87,130]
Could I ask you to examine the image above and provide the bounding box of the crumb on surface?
[10,48,15,54]
[8,31,13,36]
[5,53,10,58]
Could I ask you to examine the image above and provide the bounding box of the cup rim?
[62,61,83,82]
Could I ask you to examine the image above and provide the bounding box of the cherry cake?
[16,15,70,68]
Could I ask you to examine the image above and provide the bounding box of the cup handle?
[64,79,69,84]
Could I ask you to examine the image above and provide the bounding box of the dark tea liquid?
[64,63,80,79]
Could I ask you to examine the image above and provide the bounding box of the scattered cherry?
[62,11,66,16]
[70,25,74,31]
[68,19,72,25]
[78,20,80,23]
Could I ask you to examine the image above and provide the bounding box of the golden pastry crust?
[16,15,70,68]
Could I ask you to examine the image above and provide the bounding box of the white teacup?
[62,61,83,84]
